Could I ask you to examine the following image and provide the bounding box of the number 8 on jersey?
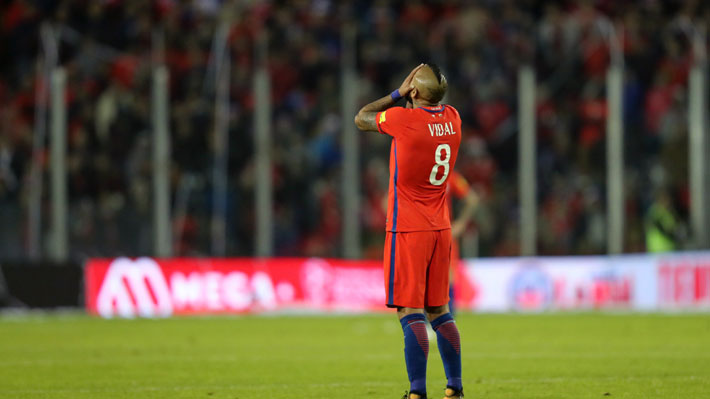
[430,144,451,186]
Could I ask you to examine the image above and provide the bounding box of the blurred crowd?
[0,0,707,260]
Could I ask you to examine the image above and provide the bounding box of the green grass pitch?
[1,313,708,398]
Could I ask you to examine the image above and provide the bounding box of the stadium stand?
[0,0,705,259]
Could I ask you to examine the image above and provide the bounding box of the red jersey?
[376,104,462,232]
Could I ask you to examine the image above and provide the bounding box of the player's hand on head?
[397,64,424,98]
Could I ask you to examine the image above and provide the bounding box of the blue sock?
[400,313,429,395]
[448,284,456,316]
[431,313,462,391]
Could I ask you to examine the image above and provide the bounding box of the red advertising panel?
[658,257,710,307]
[86,257,387,317]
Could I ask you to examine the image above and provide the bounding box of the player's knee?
[425,304,449,318]
[397,307,425,319]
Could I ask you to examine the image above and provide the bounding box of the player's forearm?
[354,94,397,131]
[454,190,479,226]
[360,93,398,114]
[354,65,424,131]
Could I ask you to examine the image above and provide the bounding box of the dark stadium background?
[2,0,706,261]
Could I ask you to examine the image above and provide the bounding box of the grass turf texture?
[0,313,708,398]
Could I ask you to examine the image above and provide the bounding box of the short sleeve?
[376,107,407,137]
[449,171,471,199]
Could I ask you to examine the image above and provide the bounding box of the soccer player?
[354,64,464,399]
[400,99,478,316]
[447,170,479,314]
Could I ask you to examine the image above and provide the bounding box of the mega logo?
[86,257,387,317]
[96,258,172,318]
[93,257,282,318]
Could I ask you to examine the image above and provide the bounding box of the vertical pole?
[211,22,230,257]
[689,66,706,247]
[689,27,708,249]
[341,24,360,258]
[606,64,624,254]
[49,68,67,261]
[28,24,57,259]
[28,55,48,259]
[152,66,172,257]
[518,66,536,256]
[254,31,273,257]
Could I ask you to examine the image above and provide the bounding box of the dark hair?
[426,63,443,84]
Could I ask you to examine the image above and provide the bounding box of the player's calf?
[430,313,463,395]
[400,313,429,397]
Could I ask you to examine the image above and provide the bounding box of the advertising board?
[85,252,710,317]
[85,257,385,317]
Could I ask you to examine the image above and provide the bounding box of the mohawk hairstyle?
[424,63,447,103]
[426,63,443,83]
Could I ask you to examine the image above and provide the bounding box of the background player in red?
[355,64,464,399]
[447,170,479,314]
